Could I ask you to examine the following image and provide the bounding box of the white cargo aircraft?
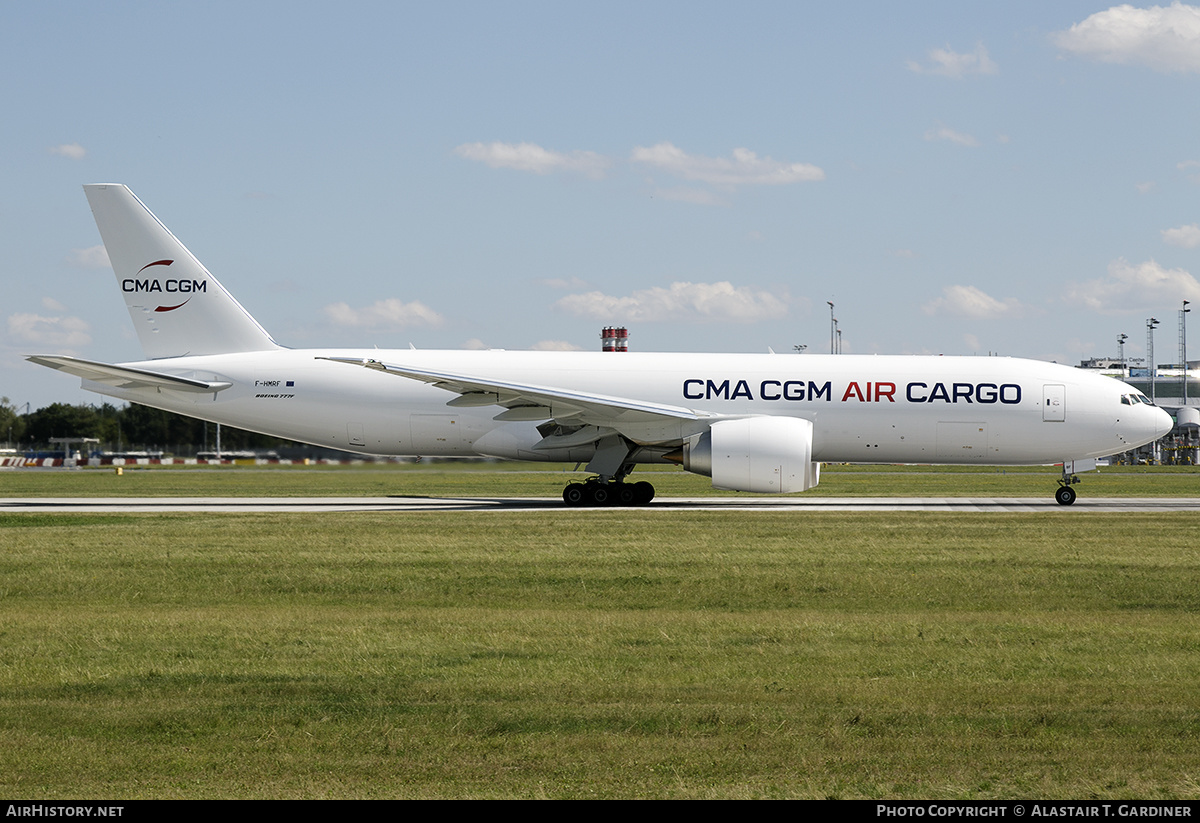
[31,184,1172,505]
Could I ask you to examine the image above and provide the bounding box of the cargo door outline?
[410,414,473,452]
[936,422,988,460]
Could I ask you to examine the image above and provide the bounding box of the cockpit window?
[1121,395,1132,405]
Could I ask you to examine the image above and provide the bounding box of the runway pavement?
[5,496,1200,512]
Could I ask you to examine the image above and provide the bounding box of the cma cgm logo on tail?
[121,260,206,312]
[683,378,1021,404]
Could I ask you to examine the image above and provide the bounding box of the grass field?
[3,460,1200,498]
[1,465,1199,798]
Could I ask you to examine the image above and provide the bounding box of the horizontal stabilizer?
[27,355,231,393]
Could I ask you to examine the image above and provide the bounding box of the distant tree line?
[2,397,297,455]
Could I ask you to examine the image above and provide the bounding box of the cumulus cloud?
[529,340,583,351]
[1163,223,1200,247]
[1056,3,1200,73]
[907,42,998,77]
[455,141,610,178]
[1064,258,1200,312]
[922,285,1024,318]
[67,244,109,269]
[924,124,980,147]
[631,142,824,186]
[48,143,86,160]
[7,313,91,347]
[454,139,824,192]
[324,298,444,328]
[556,281,788,323]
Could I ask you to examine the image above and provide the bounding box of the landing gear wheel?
[563,484,587,506]
[1054,485,1077,506]
[562,478,655,507]
[633,481,655,505]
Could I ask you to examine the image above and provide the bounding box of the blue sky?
[4,1,1200,410]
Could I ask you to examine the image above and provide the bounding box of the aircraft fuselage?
[84,348,1162,466]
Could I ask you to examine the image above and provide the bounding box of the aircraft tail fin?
[84,184,280,359]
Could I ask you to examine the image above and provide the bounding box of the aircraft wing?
[319,357,705,431]
[26,355,232,393]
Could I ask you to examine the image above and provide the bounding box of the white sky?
[4,1,1200,409]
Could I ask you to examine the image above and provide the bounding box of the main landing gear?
[562,478,655,507]
[1055,469,1080,506]
[562,433,656,506]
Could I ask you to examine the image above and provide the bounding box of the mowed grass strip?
[3,461,1199,497]
[1,512,1198,798]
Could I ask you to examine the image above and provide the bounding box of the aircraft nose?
[1154,406,1174,438]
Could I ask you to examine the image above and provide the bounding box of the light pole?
[793,344,807,354]
[1182,301,1191,407]
[1117,333,1128,376]
[1148,317,1160,403]
[827,301,835,354]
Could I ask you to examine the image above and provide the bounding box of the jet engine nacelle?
[682,416,820,493]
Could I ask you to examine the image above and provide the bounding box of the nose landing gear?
[1055,467,1080,506]
[1054,483,1077,506]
